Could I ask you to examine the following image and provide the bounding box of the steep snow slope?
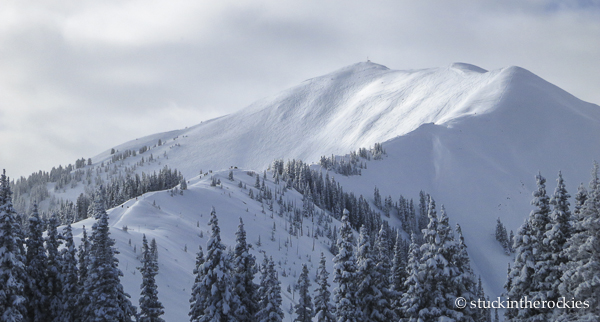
[70,169,355,322]
[92,61,518,179]
[327,66,600,297]
[54,61,600,314]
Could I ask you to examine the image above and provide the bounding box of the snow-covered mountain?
[17,61,600,320]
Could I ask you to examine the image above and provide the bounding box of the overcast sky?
[1,0,599,179]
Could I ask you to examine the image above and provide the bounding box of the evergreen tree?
[139,235,165,322]
[505,220,536,321]
[294,264,314,322]
[189,245,206,321]
[190,207,238,322]
[25,204,48,321]
[453,223,477,322]
[59,224,79,322]
[256,256,283,322]
[232,218,259,322]
[0,169,28,321]
[355,226,375,321]
[314,253,335,322]
[76,225,91,321]
[558,162,600,321]
[81,188,137,321]
[389,232,407,320]
[538,172,572,309]
[495,217,510,255]
[46,213,64,321]
[400,234,423,321]
[332,210,359,322]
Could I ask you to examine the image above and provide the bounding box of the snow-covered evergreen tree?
[558,162,600,321]
[256,256,283,322]
[505,220,536,321]
[453,223,477,322]
[355,226,376,321]
[81,188,137,321]
[191,207,238,322]
[0,169,28,322]
[232,218,259,322]
[495,217,510,255]
[189,245,206,321]
[389,232,407,320]
[537,172,572,310]
[139,235,165,322]
[314,253,335,322]
[294,264,314,322]
[25,204,48,321]
[332,210,359,322]
[46,213,64,321]
[400,234,423,321]
[59,224,79,322]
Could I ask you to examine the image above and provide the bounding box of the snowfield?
[19,61,600,320]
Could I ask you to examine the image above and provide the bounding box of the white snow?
[42,61,600,320]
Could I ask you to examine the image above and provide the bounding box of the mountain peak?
[450,62,488,73]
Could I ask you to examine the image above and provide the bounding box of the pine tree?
[294,264,314,322]
[355,226,375,321]
[558,162,600,321]
[538,172,572,309]
[400,234,423,321]
[81,188,137,321]
[46,213,64,321]
[256,256,283,322]
[505,220,536,321]
[332,210,359,322]
[189,245,206,321]
[495,217,510,255]
[0,169,28,321]
[139,235,165,322]
[453,223,477,322]
[25,204,48,321]
[389,232,407,320]
[76,225,91,321]
[232,218,259,322]
[191,207,238,322]
[59,224,79,322]
[314,253,335,322]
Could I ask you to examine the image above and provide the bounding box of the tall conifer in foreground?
[314,253,335,322]
[232,218,258,322]
[294,264,314,322]
[332,210,359,322]
[0,169,28,321]
[139,235,164,322]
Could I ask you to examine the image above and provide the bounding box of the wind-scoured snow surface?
[63,61,600,320]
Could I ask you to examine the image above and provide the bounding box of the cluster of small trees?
[0,170,163,321]
[331,199,485,322]
[504,164,600,321]
[189,209,285,322]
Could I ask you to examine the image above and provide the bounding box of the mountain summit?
[101,61,599,179]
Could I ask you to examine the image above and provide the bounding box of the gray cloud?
[1,0,599,178]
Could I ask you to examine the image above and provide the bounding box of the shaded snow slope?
[70,169,353,322]
[61,61,600,314]
[328,66,600,297]
[93,61,533,179]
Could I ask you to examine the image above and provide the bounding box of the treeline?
[0,171,162,321]
[504,163,600,321]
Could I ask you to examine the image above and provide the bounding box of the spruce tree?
[389,232,407,320]
[453,223,477,322]
[505,220,536,321]
[400,234,423,321]
[332,210,359,322]
[0,169,28,321]
[191,207,238,322]
[46,213,64,321]
[59,224,79,322]
[232,218,259,322]
[294,264,314,322]
[558,162,600,321]
[81,188,137,321]
[25,204,48,321]
[355,226,375,321]
[139,235,165,322]
[314,253,335,322]
[256,256,283,322]
[189,245,206,321]
[539,172,572,307]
